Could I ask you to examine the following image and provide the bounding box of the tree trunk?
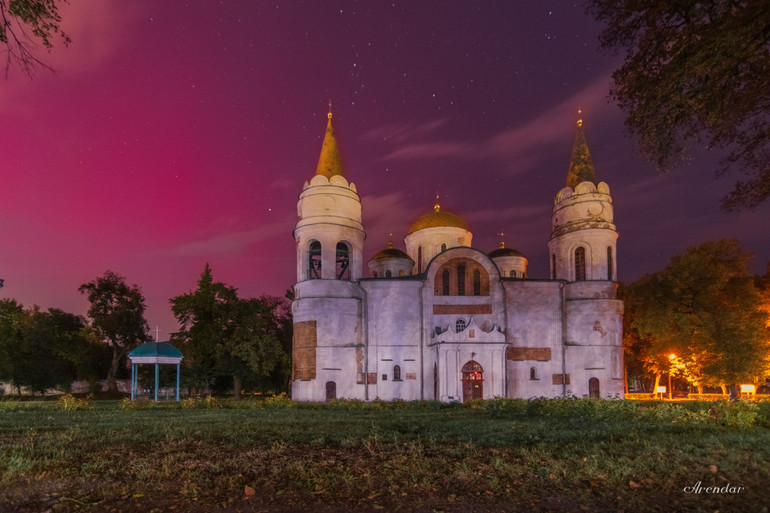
[232,375,242,400]
[721,384,728,396]
[697,384,704,395]
[728,383,740,401]
[624,364,629,395]
[653,373,661,394]
[107,344,121,392]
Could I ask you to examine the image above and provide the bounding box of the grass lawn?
[1,397,769,512]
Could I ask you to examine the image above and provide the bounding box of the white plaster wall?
[404,226,473,273]
[548,181,616,282]
[368,257,414,278]
[502,281,565,399]
[360,280,424,401]
[295,175,365,281]
[490,255,528,278]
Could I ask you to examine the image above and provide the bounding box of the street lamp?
[668,354,676,400]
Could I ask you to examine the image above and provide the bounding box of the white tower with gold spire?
[548,115,617,282]
[547,113,624,399]
[291,109,367,401]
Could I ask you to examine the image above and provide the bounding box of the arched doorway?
[325,381,336,401]
[461,360,484,402]
[589,377,600,398]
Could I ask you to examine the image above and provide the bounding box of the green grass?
[1,398,769,512]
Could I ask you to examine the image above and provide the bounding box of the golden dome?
[407,202,469,235]
[370,248,413,261]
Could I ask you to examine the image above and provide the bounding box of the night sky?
[3,1,769,338]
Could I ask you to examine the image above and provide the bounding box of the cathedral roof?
[565,116,597,189]
[370,247,414,261]
[488,247,524,259]
[315,111,344,178]
[407,201,469,235]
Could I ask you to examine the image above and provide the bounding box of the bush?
[57,394,92,411]
[262,394,295,408]
[180,396,222,409]
[708,400,758,427]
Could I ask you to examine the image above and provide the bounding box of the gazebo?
[127,342,184,401]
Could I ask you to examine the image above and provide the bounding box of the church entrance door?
[325,381,336,401]
[589,377,600,398]
[461,360,484,402]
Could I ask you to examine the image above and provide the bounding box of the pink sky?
[2,1,768,337]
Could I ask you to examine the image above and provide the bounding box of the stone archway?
[461,360,484,402]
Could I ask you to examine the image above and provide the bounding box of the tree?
[79,270,149,392]
[0,0,70,77]
[0,301,100,394]
[171,264,239,393]
[626,239,769,398]
[0,298,26,394]
[170,264,289,398]
[587,1,770,209]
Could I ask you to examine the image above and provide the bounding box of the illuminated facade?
[291,112,623,402]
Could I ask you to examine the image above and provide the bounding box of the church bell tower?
[291,109,366,402]
[548,115,617,282]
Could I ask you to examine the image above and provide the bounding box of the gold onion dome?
[488,240,523,259]
[371,238,413,261]
[489,247,524,258]
[407,200,469,235]
[371,248,413,261]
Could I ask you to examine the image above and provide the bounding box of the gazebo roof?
[128,342,183,364]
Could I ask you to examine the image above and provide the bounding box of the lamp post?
[668,354,676,400]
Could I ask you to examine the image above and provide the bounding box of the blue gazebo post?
[154,362,159,402]
[128,342,184,402]
[131,363,136,400]
[176,362,180,401]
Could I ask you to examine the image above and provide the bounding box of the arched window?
[308,241,322,279]
[473,270,481,296]
[509,270,516,278]
[552,254,557,279]
[455,318,467,333]
[574,247,586,281]
[393,365,402,381]
[385,270,392,278]
[530,367,537,380]
[336,242,350,280]
[607,246,614,281]
[457,264,466,295]
[442,269,450,295]
[441,243,447,252]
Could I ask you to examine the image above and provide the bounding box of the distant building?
[291,111,623,402]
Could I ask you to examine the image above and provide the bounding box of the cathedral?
[291,111,624,402]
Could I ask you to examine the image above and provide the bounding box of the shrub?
[180,396,222,409]
[57,394,92,411]
[262,394,296,408]
[708,400,758,427]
